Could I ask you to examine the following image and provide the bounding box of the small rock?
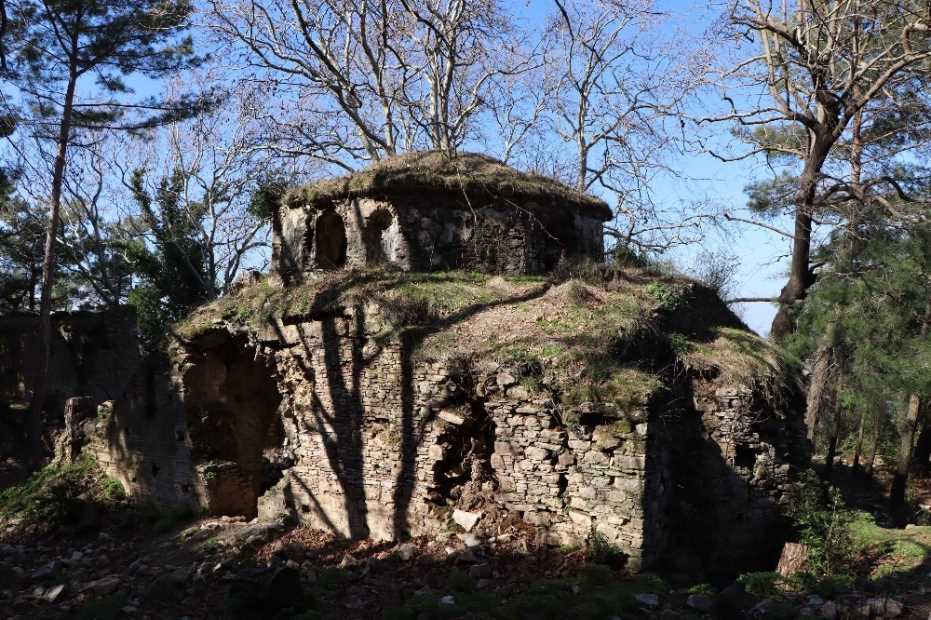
[69,551,83,562]
[43,584,65,603]
[31,561,57,579]
[634,593,659,608]
[461,533,482,548]
[496,372,517,388]
[439,595,456,606]
[285,560,299,570]
[83,575,121,595]
[686,594,713,612]
[820,600,838,619]
[452,509,482,532]
[396,542,418,561]
[867,597,903,618]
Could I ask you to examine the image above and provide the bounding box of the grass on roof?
[284,151,612,220]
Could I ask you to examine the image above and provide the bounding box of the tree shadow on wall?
[271,271,550,541]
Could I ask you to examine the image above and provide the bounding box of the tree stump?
[776,542,809,578]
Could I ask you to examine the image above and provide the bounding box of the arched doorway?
[315,211,347,269]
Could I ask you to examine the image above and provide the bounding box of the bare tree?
[707,0,931,338]
[207,0,524,167]
[117,86,272,298]
[546,0,711,255]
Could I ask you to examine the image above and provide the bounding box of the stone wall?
[0,308,142,420]
[150,300,807,578]
[274,194,605,281]
[32,292,806,580]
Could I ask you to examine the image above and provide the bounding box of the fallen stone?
[43,584,66,603]
[439,595,456,605]
[438,410,466,425]
[867,597,903,618]
[469,564,492,579]
[686,594,713,612]
[634,593,659,608]
[263,567,303,611]
[820,600,838,619]
[452,509,481,532]
[461,533,482,548]
[396,542,418,561]
[496,372,517,388]
[82,575,121,595]
[31,561,57,579]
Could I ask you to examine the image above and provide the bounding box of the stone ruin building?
[272,152,612,278]
[3,152,810,581]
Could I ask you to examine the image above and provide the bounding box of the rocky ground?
[2,459,931,619]
[1,509,930,619]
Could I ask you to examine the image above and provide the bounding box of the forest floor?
[1,459,931,619]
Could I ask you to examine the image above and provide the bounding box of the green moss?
[564,366,661,412]
[0,458,127,530]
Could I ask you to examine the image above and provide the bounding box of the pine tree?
[8,0,199,464]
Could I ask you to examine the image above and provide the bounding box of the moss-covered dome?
[284,151,613,221]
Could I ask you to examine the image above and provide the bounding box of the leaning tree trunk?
[28,66,77,466]
[890,300,931,509]
[771,132,833,339]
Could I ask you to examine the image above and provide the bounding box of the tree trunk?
[852,409,866,471]
[27,66,78,466]
[825,406,842,477]
[890,300,931,509]
[865,419,882,477]
[890,394,922,509]
[913,420,931,475]
[771,132,833,339]
[805,343,834,441]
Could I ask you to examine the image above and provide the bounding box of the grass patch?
[0,458,126,532]
[850,512,931,580]
[678,326,787,387]
[383,568,667,620]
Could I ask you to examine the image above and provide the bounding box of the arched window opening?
[315,211,347,269]
[364,209,394,264]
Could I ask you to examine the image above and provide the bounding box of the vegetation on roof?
[174,267,791,419]
[283,151,613,220]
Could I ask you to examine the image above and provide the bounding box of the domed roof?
[284,151,613,221]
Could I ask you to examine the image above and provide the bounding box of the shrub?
[737,571,783,596]
[784,470,856,578]
[645,281,684,310]
[585,530,627,568]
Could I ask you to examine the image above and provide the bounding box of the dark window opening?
[735,445,757,470]
[364,209,393,264]
[151,463,160,478]
[315,210,347,269]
